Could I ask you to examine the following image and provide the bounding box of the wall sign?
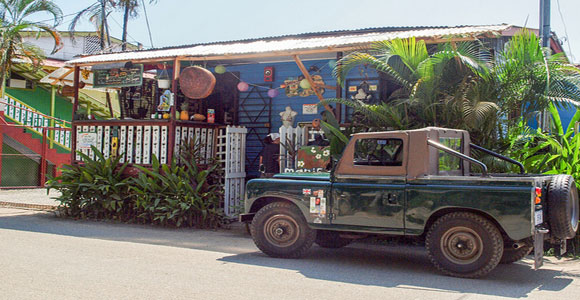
[78,132,98,150]
[93,64,143,88]
[303,104,318,115]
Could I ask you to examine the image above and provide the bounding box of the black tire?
[250,201,316,258]
[315,230,352,249]
[499,239,533,264]
[426,212,503,278]
[547,175,580,240]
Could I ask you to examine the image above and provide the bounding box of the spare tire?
[547,175,580,240]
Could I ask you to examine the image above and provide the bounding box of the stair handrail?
[1,98,71,126]
[1,96,71,150]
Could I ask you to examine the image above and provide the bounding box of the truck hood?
[273,172,331,181]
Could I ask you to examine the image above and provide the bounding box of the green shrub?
[47,147,132,220]
[131,152,224,228]
[47,141,224,229]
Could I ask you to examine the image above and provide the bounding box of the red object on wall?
[264,66,274,82]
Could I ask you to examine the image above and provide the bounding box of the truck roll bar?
[427,139,488,177]
[469,143,525,174]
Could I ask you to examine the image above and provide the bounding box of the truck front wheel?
[426,212,504,278]
[250,201,316,258]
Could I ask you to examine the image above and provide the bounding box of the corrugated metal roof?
[67,24,513,65]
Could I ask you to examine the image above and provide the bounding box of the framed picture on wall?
[343,78,379,123]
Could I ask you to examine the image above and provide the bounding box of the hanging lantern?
[267,88,280,98]
[157,63,171,89]
[299,79,311,89]
[237,81,249,92]
[214,65,226,74]
[328,59,337,69]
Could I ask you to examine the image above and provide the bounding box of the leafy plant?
[130,140,224,228]
[507,103,580,186]
[47,140,225,229]
[47,146,132,220]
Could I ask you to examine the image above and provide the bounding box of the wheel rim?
[440,226,483,265]
[263,214,300,247]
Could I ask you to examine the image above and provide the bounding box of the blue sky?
[47,0,580,63]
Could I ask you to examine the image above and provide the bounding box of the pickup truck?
[240,127,579,278]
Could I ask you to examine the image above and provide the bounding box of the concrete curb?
[0,201,57,211]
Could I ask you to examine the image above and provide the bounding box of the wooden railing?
[72,120,220,165]
[2,95,71,150]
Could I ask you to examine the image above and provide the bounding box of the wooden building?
[63,24,566,212]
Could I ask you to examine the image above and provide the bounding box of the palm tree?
[69,0,115,51]
[0,0,63,96]
[117,0,156,51]
[118,0,137,51]
[493,29,580,127]
[332,37,498,136]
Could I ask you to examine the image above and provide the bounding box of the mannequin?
[280,106,297,127]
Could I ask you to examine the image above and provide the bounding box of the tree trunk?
[100,0,106,50]
[122,5,130,51]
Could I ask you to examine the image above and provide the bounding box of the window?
[438,137,462,175]
[8,73,33,89]
[354,138,403,166]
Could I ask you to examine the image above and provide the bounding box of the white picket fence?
[217,126,247,216]
[279,125,324,171]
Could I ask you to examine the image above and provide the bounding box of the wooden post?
[50,85,56,149]
[105,89,114,118]
[39,130,48,187]
[0,103,4,186]
[292,55,334,116]
[167,58,181,163]
[71,66,80,163]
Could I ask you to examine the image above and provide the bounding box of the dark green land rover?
[240,127,579,278]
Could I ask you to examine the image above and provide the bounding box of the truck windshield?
[438,137,462,175]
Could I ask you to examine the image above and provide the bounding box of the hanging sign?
[93,64,143,88]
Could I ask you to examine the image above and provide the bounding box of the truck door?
[331,133,408,233]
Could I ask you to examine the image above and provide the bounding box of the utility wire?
[141,0,154,48]
[109,15,139,45]
[31,1,100,25]
[556,0,575,62]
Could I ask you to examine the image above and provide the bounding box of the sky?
[43,0,580,63]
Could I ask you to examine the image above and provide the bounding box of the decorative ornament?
[237,81,249,92]
[214,65,226,74]
[179,66,216,99]
[280,106,298,127]
[157,63,171,89]
[267,88,280,98]
[328,60,337,69]
[299,79,311,89]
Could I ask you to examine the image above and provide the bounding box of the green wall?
[6,86,72,122]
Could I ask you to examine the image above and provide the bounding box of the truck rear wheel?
[426,212,503,278]
[315,230,352,249]
[547,175,580,240]
[250,201,315,258]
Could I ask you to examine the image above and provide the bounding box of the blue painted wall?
[227,59,338,130]
[227,59,338,176]
[223,59,380,176]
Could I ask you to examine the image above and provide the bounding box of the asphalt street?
[0,207,579,300]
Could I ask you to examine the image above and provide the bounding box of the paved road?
[1,207,579,300]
